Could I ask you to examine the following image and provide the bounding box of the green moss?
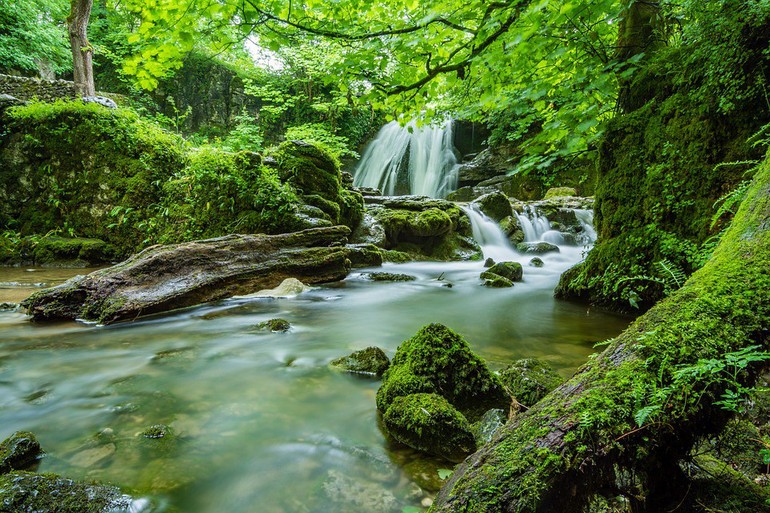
[330,346,390,377]
[271,140,342,201]
[472,192,512,222]
[483,262,523,282]
[253,318,292,333]
[543,187,577,199]
[377,323,510,422]
[383,393,477,462]
[0,431,43,474]
[362,272,416,282]
[339,188,364,229]
[480,274,514,288]
[0,471,134,513]
[498,358,563,408]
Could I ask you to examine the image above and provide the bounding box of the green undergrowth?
[0,100,362,262]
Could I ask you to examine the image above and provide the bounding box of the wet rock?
[499,215,525,244]
[351,212,387,246]
[483,258,495,268]
[529,257,545,267]
[499,358,563,407]
[543,186,577,199]
[446,185,497,202]
[516,241,560,255]
[22,227,353,324]
[480,274,514,288]
[141,424,172,439]
[352,186,382,197]
[364,195,454,211]
[322,469,399,513]
[234,277,311,298]
[0,302,19,312]
[345,244,383,268]
[0,432,43,474]
[81,95,118,109]
[377,324,510,420]
[383,393,476,463]
[361,272,416,282]
[330,347,390,378]
[69,443,116,468]
[253,318,291,333]
[471,408,507,444]
[471,191,513,222]
[482,261,523,282]
[0,471,139,513]
[401,458,447,493]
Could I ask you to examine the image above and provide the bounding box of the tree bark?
[21,227,356,324]
[68,0,95,97]
[431,154,770,512]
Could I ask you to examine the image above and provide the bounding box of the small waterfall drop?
[573,209,597,245]
[514,206,551,242]
[353,120,459,198]
[461,206,518,262]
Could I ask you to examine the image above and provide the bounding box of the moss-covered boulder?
[377,324,510,421]
[382,393,476,463]
[30,236,116,267]
[517,241,560,255]
[481,261,523,282]
[0,471,137,513]
[330,347,390,378]
[480,274,514,288]
[361,272,416,282]
[0,432,43,474]
[253,318,291,333]
[498,358,563,407]
[471,191,513,222]
[543,187,577,199]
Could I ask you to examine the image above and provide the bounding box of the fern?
[634,405,660,427]
[656,259,687,292]
[711,179,752,229]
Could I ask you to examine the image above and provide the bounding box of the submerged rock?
[361,272,416,282]
[322,469,400,513]
[383,393,476,463]
[0,431,43,474]
[499,358,563,407]
[0,471,139,513]
[529,257,545,267]
[516,241,560,255]
[253,318,291,333]
[330,347,390,378]
[141,424,172,439]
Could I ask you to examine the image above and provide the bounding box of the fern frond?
[656,259,687,291]
[711,180,752,229]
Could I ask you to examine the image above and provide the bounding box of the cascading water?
[514,206,551,242]
[353,120,459,198]
[462,206,518,262]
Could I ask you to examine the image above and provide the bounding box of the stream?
[0,208,632,513]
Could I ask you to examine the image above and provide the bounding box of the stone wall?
[0,74,124,104]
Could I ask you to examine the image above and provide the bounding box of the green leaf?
[437,468,453,480]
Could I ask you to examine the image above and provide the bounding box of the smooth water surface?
[0,245,631,512]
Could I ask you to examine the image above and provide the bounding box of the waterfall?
[461,206,517,262]
[573,209,597,245]
[514,206,551,242]
[353,120,459,198]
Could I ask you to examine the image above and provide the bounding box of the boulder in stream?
[330,347,391,378]
[470,191,513,222]
[516,241,560,255]
[376,324,510,461]
[499,358,563,407]
[0,431,43,474]
[21,226,354,324]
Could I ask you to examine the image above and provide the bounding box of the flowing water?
[0,208,631,513]
[353,121,460,198]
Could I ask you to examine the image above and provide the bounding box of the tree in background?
[68,0,95,95]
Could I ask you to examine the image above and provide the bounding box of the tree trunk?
[431,154,770,512]
[68,0,95,97]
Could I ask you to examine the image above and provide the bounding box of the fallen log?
[21,226,354,324]
[431,156,770,512]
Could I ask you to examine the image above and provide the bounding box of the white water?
[353,120,460,198]
[462,207,518,262]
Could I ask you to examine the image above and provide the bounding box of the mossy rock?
[529,257,544,267]
[471,191,513,222]
[480,273,514,288]
[273,140,342,201]
[543,187,577,199]
[330,347,390,378]
[361,272,416,282]
[339,189,365,230]
[31,236,116,266]
[253,318,291,333]
[483,261,523,282]
[141,424,173,439]
[376,323,510,421]
[516,241,560,255]
[382,393,476,462]
[0,431,43,474]
[0,471,136,513]
[376,207,453,243]
[498,358,563,407]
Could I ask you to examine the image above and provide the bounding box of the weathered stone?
[22,227,353,324]
[483,258,495,268]
[471,408,507,444]
[383,393,476,462]
[0,432,43,474]
[499,358,563,407]
[253,318,291,333]
[81,96,118,109]
[544,187,578,199]
[516,241,560,255]
[330,347,390,377]
[0,471,138,513]
[529,257,545,267]
[483,261,523,282]
[345,244,384,268]
[480,274,514,288]
[361,272,416,282]
[471,191,513,222]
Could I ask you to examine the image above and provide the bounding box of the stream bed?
[0,236,632,512]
